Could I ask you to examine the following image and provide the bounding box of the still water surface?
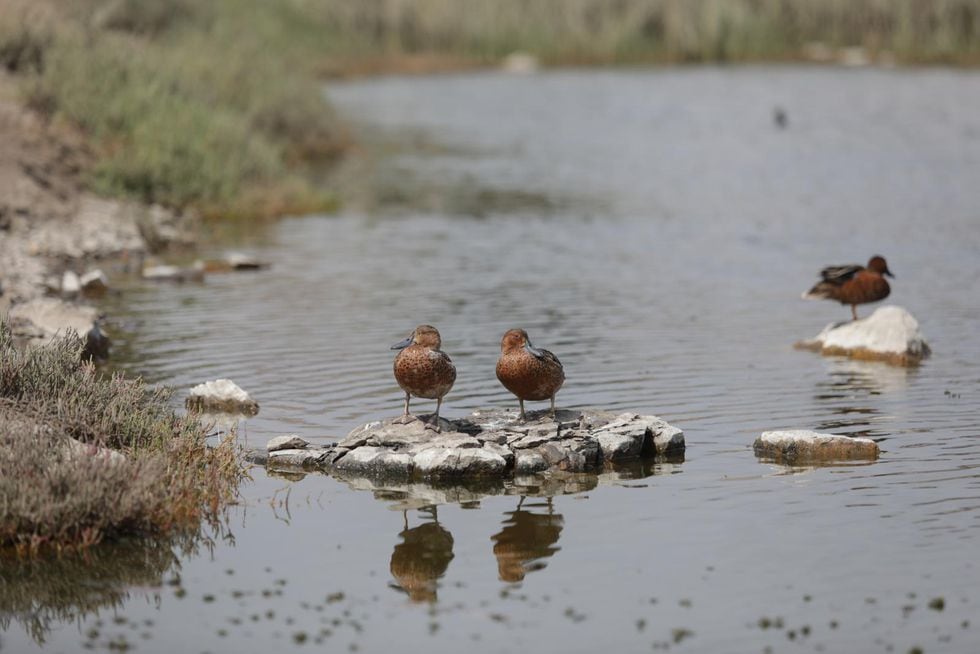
[4,67,980,653]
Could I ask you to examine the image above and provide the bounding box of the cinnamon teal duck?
[495,328,565,422]
[803,255,894,320]
[391,325,456,431]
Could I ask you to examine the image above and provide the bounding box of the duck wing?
[529,346,563,371]
[429,349,456,371]
[819,264,863,284]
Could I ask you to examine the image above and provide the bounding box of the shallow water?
[4,66,980,653]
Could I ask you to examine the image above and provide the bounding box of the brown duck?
[803,255,894,320]
[391,325,456,430]
[495,328,565,421]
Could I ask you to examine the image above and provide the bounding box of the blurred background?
[2,2,980,654]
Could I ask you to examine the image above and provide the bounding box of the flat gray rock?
[267,435,308,452]
[246,407,684,482]
[7,297,110,359]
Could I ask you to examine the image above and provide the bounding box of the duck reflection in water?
[389,507,455,603]
[812,359,912,439]
[491,497,564,583]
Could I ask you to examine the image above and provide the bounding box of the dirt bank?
[0,71,195,348]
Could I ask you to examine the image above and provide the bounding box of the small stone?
[269,447,333,468]
[64,437,126,465]
[753,430,879,463]
[267,435,308,452]
[142,264,205,283]
[185,379,259,415]
[61,270,81,295]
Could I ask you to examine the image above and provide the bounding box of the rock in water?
[245,408,684,481]
[796,306,930,365]
[186,379,259,415]
[754,430,879,463]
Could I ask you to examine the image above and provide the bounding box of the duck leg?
[518,398,527,423]
[425,397,443,433]
[549,395,557,420]
[851,304,859,321]
[393,392,416,424]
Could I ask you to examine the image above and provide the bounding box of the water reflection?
[491,497,564,583]
[812,359,913,438]
[389,507,454,603]
[0,535,203,644]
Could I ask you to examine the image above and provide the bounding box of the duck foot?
[392,414,418,425]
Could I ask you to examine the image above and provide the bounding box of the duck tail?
[802,282,833,300]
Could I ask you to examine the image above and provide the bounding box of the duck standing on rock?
[391,325,456,431]
[803,255,894,321]
[496,328,565,422]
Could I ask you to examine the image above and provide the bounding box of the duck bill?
[390,336,413,350]
[885,270,895,278]
[524,342,545,358]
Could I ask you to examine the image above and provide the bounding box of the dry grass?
[0,321,244,556]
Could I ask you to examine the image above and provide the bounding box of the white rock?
[61,270,81,294]
[267,435,308,452]
[142,264,205,283]
[754,430,879,462]
[65,437,126,465]
[798,306,930,365]
[186,379,259,415]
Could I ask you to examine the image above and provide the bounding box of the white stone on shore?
[142,264,205,283]
[797,306,930,365]
[753,430,879,462]
[61,270,81,295]
[186,379,259,415]
[65,437,126,465]
[267,435,308,452]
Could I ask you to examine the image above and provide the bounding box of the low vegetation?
[0,321,243,555]
[0,0,345,217]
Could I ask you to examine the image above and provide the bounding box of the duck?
[803,255,894,320]
[495,328,565,422]
[391,325,456,431]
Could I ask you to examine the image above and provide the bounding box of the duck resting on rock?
[391,325,456,431]
[496,328,565,422]
[803,255,894,321]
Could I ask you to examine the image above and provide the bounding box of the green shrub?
[0,322,243,555]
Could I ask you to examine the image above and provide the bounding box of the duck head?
[391,324,442,350]
[500,328,545,357]
[868,255,894,278]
